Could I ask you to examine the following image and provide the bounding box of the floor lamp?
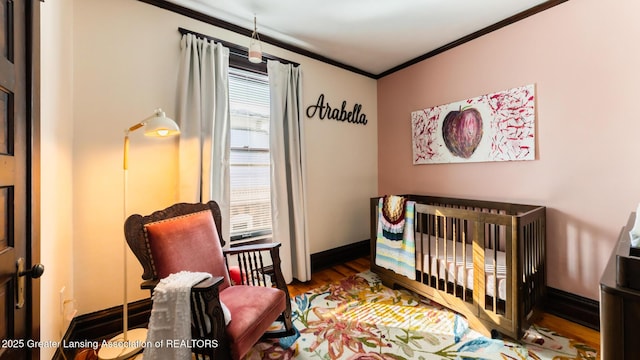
[98,109,180,360]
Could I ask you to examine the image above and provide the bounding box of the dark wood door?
[0,0,40,358]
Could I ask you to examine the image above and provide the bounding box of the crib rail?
[370,195,546,340]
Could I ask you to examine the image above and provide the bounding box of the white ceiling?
[167,0,553,76]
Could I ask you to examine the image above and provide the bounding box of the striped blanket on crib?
[375,196,416,280]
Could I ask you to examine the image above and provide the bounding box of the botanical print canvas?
[411,84,535,164]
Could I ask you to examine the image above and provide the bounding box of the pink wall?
[377,0,640,300]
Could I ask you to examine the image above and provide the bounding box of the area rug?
[246,271,598,360]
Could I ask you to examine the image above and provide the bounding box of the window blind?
[228,67,272,242]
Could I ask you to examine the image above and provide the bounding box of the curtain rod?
[178,27,299,67]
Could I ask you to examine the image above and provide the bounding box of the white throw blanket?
[144,271,212,360]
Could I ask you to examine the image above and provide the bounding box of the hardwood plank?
[535,312,600,351]
[290,256,601,352]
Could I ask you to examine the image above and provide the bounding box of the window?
[228,67,272,243]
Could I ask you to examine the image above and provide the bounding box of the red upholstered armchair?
[124,201,294,360]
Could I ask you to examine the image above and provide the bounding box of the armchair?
[124,201,294,360]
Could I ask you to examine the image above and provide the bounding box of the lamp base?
[97,328,147,360]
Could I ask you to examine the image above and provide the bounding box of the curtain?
[176,33,231,241]
[268,60,310,283]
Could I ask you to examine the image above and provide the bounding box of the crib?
[370,194,546,340]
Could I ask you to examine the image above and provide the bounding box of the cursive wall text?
[306,94,368,125]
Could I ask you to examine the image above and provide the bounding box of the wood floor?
[288,256,601,353]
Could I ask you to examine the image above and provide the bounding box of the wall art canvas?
[411,84,535,164]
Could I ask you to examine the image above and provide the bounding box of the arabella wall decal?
[411,84,535,164]
[306,94,368,125]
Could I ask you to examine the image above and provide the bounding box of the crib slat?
[435,215,441,290]
[462,219,468,303]
[426,213,432,286]
[453,218,458,296]
[492,234,498,313]
[473,219,486,310]
[416,212,424,284]
[505,219,515,322]
[536,218,544,302]
[443,216,449,291]
[522,224,533,313]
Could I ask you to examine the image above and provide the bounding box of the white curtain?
[176,33,231,241]
[268,60,310,283]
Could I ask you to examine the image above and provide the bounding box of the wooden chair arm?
[192,276,225,292]
[223,242,281,256]
[140,276,224,291]
[141,279,159,290]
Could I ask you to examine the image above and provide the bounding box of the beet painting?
[411,84,535,164]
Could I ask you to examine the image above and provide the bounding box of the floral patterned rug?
[246,271,598,360]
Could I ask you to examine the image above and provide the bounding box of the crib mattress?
[420,238,507,300]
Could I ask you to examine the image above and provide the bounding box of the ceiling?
[163,0,562,77]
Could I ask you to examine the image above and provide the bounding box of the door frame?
[26,0,41,356]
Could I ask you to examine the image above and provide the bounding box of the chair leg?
[282,298,295,335]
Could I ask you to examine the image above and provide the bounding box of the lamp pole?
[98,110,180,360]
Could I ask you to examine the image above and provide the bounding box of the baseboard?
[53,298,152,360]
[544,287,600,331]
[311,239,370,272]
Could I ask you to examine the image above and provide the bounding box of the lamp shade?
[248,38,262,63]
[248,16,262,64]
[144,109,180,137]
